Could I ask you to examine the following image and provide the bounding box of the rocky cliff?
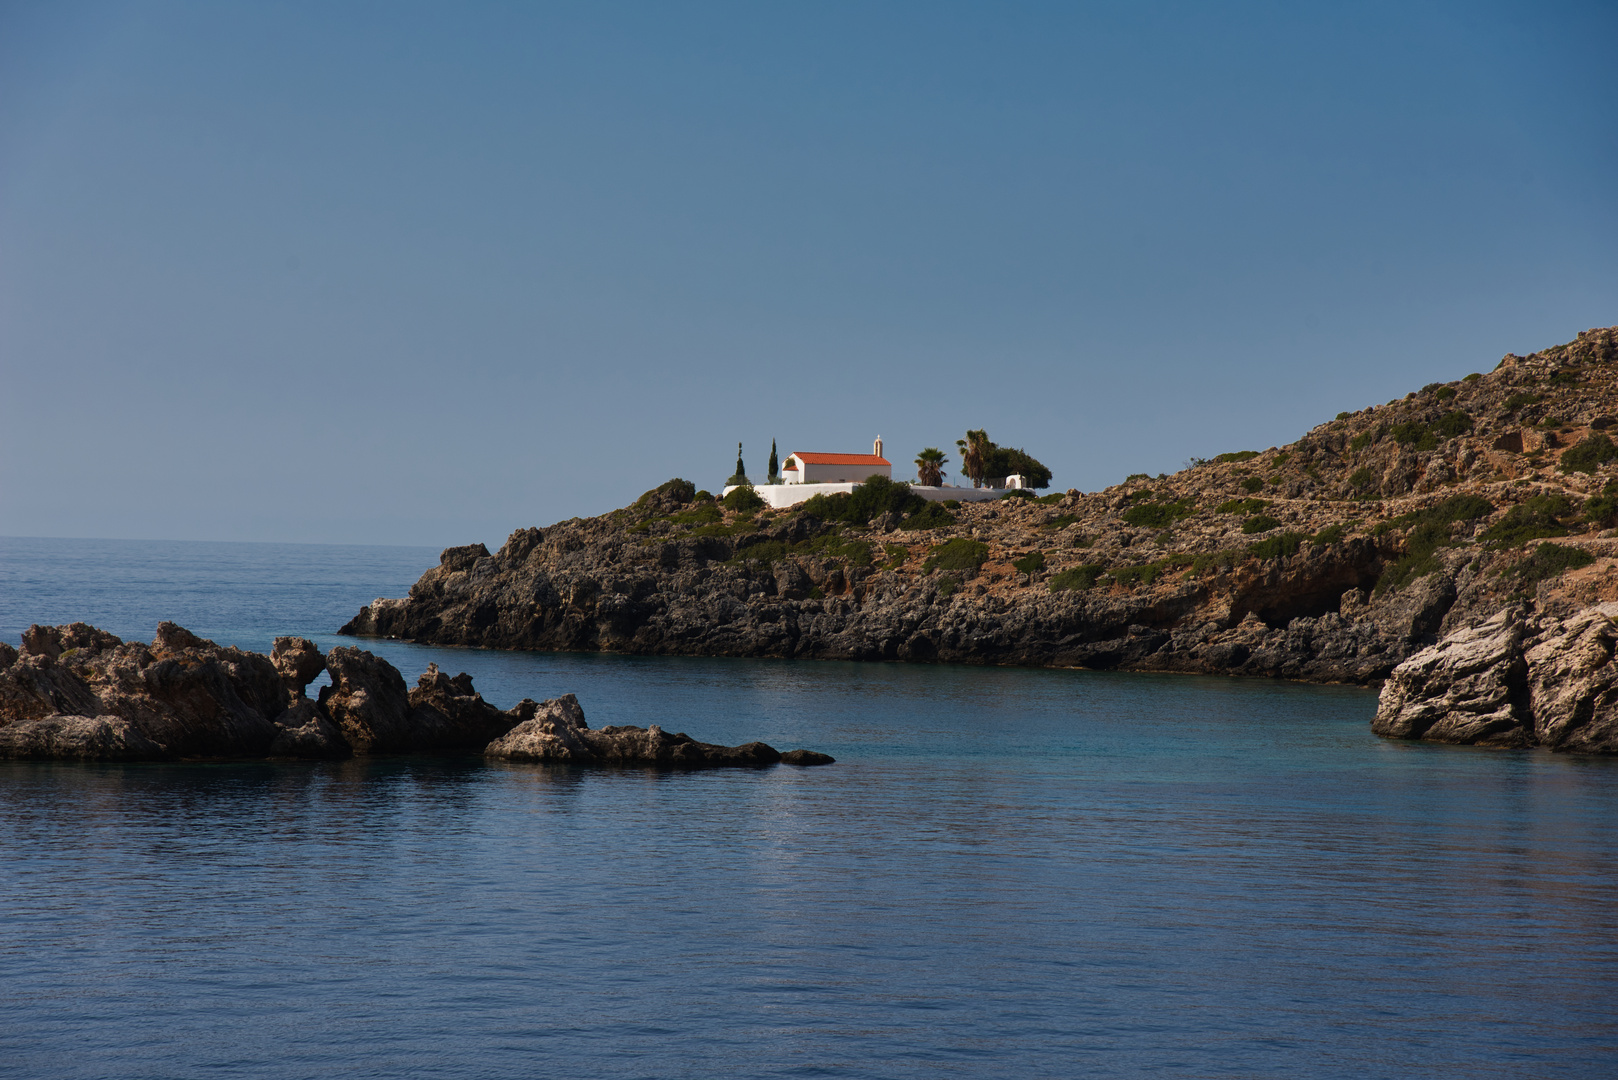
[343,328,1618,749]
[0,622,821,765]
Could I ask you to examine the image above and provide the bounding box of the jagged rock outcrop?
[0,622,826,766]
[343,329,1618,710]
[1374,603,1618,752]
[485,693,792,768]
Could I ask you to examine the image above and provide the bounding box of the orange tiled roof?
[789,452,891,466]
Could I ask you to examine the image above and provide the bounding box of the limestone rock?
[407,662,535,750]
[319,646,415,755]
[1373,608,1532,746]
[486,694,784,768]
[780,749,836,766]
[271,637,326,702]
[267,699,351,759]
[1525,603,1618,752]
[0,713,171,761]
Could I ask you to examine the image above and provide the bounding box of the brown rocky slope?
[342,327,1618,749]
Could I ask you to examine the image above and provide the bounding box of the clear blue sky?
[2,1,1614,548]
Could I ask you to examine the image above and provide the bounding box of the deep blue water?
[2,536,1616,1078]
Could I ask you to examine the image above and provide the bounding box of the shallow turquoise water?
[2,537,1615,1078]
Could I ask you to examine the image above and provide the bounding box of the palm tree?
[956,430,988,488]
[915,447,948,487]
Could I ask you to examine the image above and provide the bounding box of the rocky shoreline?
[0,622,831,766]
[340,327,1618,753]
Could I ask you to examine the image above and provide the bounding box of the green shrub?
[637,478,696,507]
[1215,451,1260,463]
[1217,497,1270,515]
[1049,564,1104,592]
[1034,493,1065,505]
[807,586,825,600]
[722,486,765,512]
[1001,489,1035,501]
[1502,543,1596,592]
[1434,386,1456,401]
[669,504,723,526]
[1463,372,1482,382]
[1434,411,1474,439]
[1350,432,1374,451]
[1043,513,1082,530]
[1311,523,1348,546]
[1125,473,1151,482]
[1391,421,1438,450]
[942,499,961,509]
[1122,498,1196,529]
[1239,477,1264,494]
[1505,392,1542,411]
[936,577,958,599]
[693,489,712,502]
[1247,532,1307,560]
[1012,551,1046,575]
[904,502,956,529]
[1558,434,1618,475]
[1585,481,1618,527]
[844,475,925,524]
[801,491,852,520]
[882,543,909,570]
[1336,412,1352,421]
[923,538,989,574]
[1548,370,1580,387]
[1348,467,1377,493]
[1242,514,1282,534]
[1478,494,1580,548]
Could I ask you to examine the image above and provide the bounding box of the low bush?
[1247,532,1306,560]
[904,502,956,529]
[1585,481,1618,527]
[1215,451,1260,463]
[882,543,909,571]
[1123,498,1196,529]
[1505,392,1542,411]
[1434,386,1456,401]
[637,478,696,507]
[1049,564,1104,592]
[722,486,765,513]
[1502,543,1596,593]
[1558,434,1618,475]
[923,538,989,574]
[1001,489,1035,501]
[800,491,852,520]
[1336,412,1352,421]
[1348,467,1377,493]
[1217,498,1270,515]
[1310,523,1350,546]
[1012,551,1046,575]
[693,489,712,502]
[1478,494,1580,548]
[935,577,958,599]
[1548,370,1581,387]
[669,504,723,526]
[942,499,962,509]
[1239,476,1265,494]
[1034,493,1065,505]
[1464,372,1482,382]
[1242,514,1283,534]
[1349,432,1374,451]
[1043,513,1083,530]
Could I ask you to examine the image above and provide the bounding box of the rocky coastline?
[342,329,1618,751]
[0,622,829,766]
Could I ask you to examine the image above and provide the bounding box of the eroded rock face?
[1525,604,1618,752]
[1373,608,1532,747]
[1,624,816,765]
[1374,603,1618,752]
[486,694,783,768]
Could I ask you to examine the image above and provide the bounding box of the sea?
[1,535,1616,1079]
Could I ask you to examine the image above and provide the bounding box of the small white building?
[783,437,892,484]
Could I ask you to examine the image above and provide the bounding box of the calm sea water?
[2,536,1616,1079]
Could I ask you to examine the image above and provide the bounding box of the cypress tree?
[768,439,779,481]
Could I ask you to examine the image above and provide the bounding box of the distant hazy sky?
[2,1,1614,548]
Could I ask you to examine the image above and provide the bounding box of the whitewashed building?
[726,436,1010,510]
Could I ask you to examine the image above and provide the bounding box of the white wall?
[722,481,1007,510]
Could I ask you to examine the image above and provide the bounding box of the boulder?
[270,637,326,702]
[1372,607,1533,746]
[486,694,786,768]
[267,699,351,759]
[407,663,535,750]
[1525,603,1618,752]
[319,646,415,755]
[780,749,836,766]
[0,713,172,761]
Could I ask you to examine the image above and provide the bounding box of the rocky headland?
[0,622,828,765]
[342,327,1618,752]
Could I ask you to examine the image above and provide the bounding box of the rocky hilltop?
[0,622,827,765]
[343,327,1618,750]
